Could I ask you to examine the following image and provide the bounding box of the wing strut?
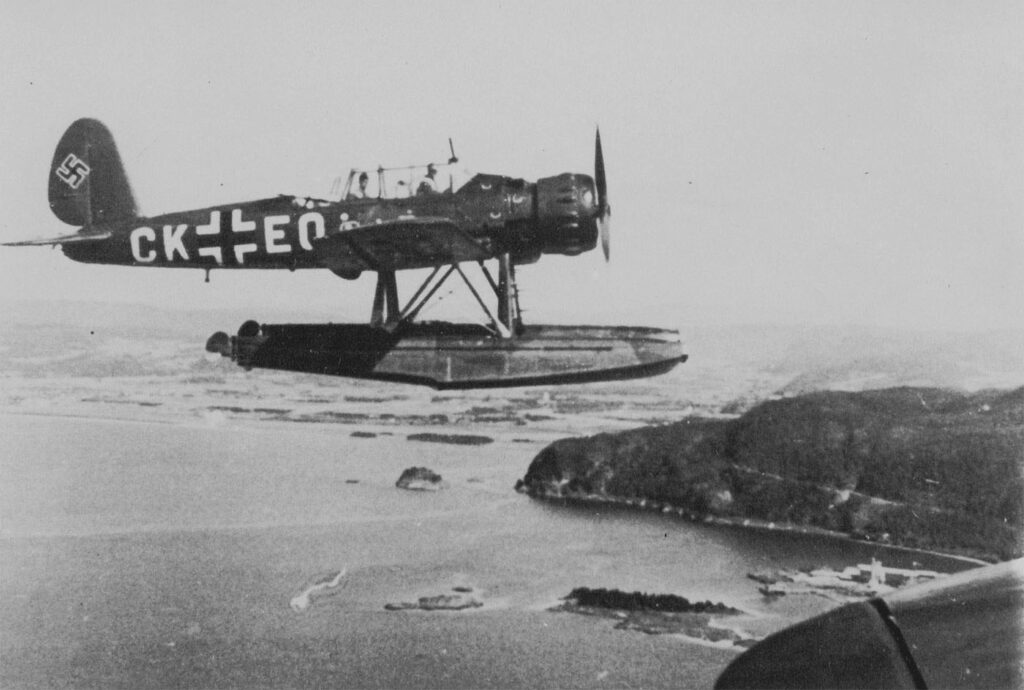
[368,254,523,338]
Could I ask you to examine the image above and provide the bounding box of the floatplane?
[6,119,685,388]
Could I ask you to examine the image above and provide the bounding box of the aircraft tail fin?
[48,118,137,227]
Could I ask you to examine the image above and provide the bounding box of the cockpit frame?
[331,139,461,200]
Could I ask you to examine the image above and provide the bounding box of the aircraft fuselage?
[62,173,600,278]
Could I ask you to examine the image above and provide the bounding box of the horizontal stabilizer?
[3,229,112,247]
[313,217,489,276]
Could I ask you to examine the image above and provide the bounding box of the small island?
[552,587,748,645]
[396,466,448,491]
[748,559,943,601]
[517,387,1023,563]
[407,432,494,446]
[385,587,484,611]
[290,569,348,612]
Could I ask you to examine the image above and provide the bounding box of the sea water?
[0,413,971,688]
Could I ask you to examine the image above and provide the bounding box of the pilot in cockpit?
[347,172,371,200]
[416,164,439,195]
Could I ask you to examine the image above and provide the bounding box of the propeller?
[594,128,611,261]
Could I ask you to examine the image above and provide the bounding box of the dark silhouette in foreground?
[716,558,1024,689]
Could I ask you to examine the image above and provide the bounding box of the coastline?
[517,489,992,567]
[516,387,1024,564]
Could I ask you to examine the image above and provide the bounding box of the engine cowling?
[535,173,599,256]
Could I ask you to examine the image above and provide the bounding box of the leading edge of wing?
[312,217,491,274]
[3,230,112,247]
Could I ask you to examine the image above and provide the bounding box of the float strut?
[497,254,522,334]
[371,270,399,327]
[455,264,511,338]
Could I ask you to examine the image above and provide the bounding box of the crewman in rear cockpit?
[347,172,371,200]
[416,164,439,195]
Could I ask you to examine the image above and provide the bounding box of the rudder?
[49,118,137,227]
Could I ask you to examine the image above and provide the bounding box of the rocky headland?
[517,387,1024,562]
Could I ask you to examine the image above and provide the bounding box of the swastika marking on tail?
[56,153,91,189]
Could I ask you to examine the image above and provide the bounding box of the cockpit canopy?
[333,163,473,200]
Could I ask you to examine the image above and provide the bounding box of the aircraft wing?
[313,217,491,275]
[3,229,112,246]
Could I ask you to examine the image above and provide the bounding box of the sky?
[0,1,1021,332]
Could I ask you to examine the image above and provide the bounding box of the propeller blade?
[599,218,610,261]
[595,128,611,261]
